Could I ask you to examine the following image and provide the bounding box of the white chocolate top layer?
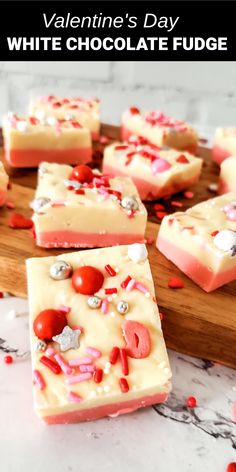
[214,127,236,155]
[0,162,8,190]
[122,108,198,148]
[26,245,171,417]
[29,95,100,134]
[103,138,202,186]
[159,193,236,272]
[220,156,236,192]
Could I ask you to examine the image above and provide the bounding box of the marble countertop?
[0,295,235,472]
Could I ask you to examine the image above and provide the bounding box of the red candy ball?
[186,396,197,408]
[4,355,13,364]
[33,309,67,341]
[227,463,236,472]
[72,266,104,295]
[70,165,94,184]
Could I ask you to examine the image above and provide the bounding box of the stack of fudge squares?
[1,98,236,425]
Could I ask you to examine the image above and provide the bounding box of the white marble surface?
[0,296,235,472]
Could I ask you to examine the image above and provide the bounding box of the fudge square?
[29,95,100,140]
[26,244,171,424]
[2,113,92,168]
[219,156,236,194]
[157,193,236,292]
[0,162,8,206]
[212,128,236,165]
[121,107,198,154]
[103,136,202,201]
[32,163,147,248]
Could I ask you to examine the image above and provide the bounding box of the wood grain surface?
[0,124,235,368]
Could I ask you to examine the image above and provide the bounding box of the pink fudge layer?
[44,390,169,424]
[5,147,92,168]
[212,145,231,165]
[103,164,200,201]
[35,230,145,248]
[157,236,236,292]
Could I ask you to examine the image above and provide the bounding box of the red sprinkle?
[40,356,61,374]
[211,230,219,237]
[9,213,33,229]
[156,211,168,220]
[176,154,189,164]
[93,368,103,383]
[114,145,128,151]
[105,264,116,277]
[129,107,140,115]
[75,189,85,195]
[120,348,129,375]
[4,355,13,364]
[105,288,118,295]
[227,463,236,472]
[119,378,129,393]
[154,203,165,211]
[6,201,16,209]
[53,101,62,108]
[171,200,183,208]
[109,346,119,365]
[29,116,39,125]
[186,396,197,408]
[121,275,132,289]
[168,277,184,289]
[184,190,194,199]
[71,121,82,129]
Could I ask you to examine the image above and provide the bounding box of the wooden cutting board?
[0,124,235,368]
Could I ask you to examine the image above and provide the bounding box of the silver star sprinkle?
[52,326,81,352]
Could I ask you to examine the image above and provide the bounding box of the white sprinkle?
[164,367,170,374]
[89,390,97,398]
[145,292,151,298]
[107,296,113,302]
[110,311,116,318]
[97,386,103,394]
[103,385,110,393]
[158,361,166,369]
[112,293,117,299]
[46,116,57,126]
[104,362,111,370]
[104,368,110,375]
[114,267,119,273]
[17,121,28,132]
[35,109,46,121]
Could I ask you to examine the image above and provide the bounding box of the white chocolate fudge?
[103,136,202,201]
[32,163,147,248]
[3,113,92,168]
[212,128,236,165]
[157,193,236,292]
[219,156,236,194]
[26,244,171,424]
[0,162,8,206]
[29,95,100,140]
[121,107,198,153]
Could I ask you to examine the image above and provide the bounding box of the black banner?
[0,1,235,61]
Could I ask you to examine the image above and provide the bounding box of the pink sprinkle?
[99,135,109,144]
[71,325,84,332]
[33,369,46,390]
[85,346,102,359]
[6,201,16,209]
[80,364,95,373]
[68,391,83,403]
[51,201,66,207]
[45,347,55,357]
[126,278,136,292]
[184,190,194,199]
[54,353,73,375]
[68,357,92,367]
[65,372,92,385]
[58,305,71,314]
[146,236,154,245]
[151,158,171,175]
[135,281,149,294]
[101,299,109,314]
[227,209,236,222]
[171,200,183,208]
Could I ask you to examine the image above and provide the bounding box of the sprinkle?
[4,355,13,364]
[68,391,83,403]
[168,277,184,289]
[114,145,128,151]
[121,275,132,289]
[136,281,149,295]
[208,183,218,193]
[211,230,219,237]
[171,200,183,208]
[153,203,165,211]
[126,278,136,292]
[120,348,129,375]
[104,361,111,370]
[80,364,95,373]
[186,396,197,408]
[29,116,39,125]
[89,390,97,398]
[99,135,109,144]
[146,236,154,245]
[93,368,103,383]
[105,288,117,295]
[54,353,73,375]
[45,347,55,357]
[33,369,46,390]
[85,347,102,359]
[65,372,92,385]
[68,357,92,367]
[110,311,116,318]
[103,385,110,393]
[184,190,194,199]
[101,299,109,314]
[75,189,85,195]
[58,305,71,314]
[96,386,103,393]
[105,264,116,276]
[119,378,129,393]
[40,355,61,374]
[6,201,16,209]
[156,211,168,220]
[176,154,189,164]
[158,361,166,369]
